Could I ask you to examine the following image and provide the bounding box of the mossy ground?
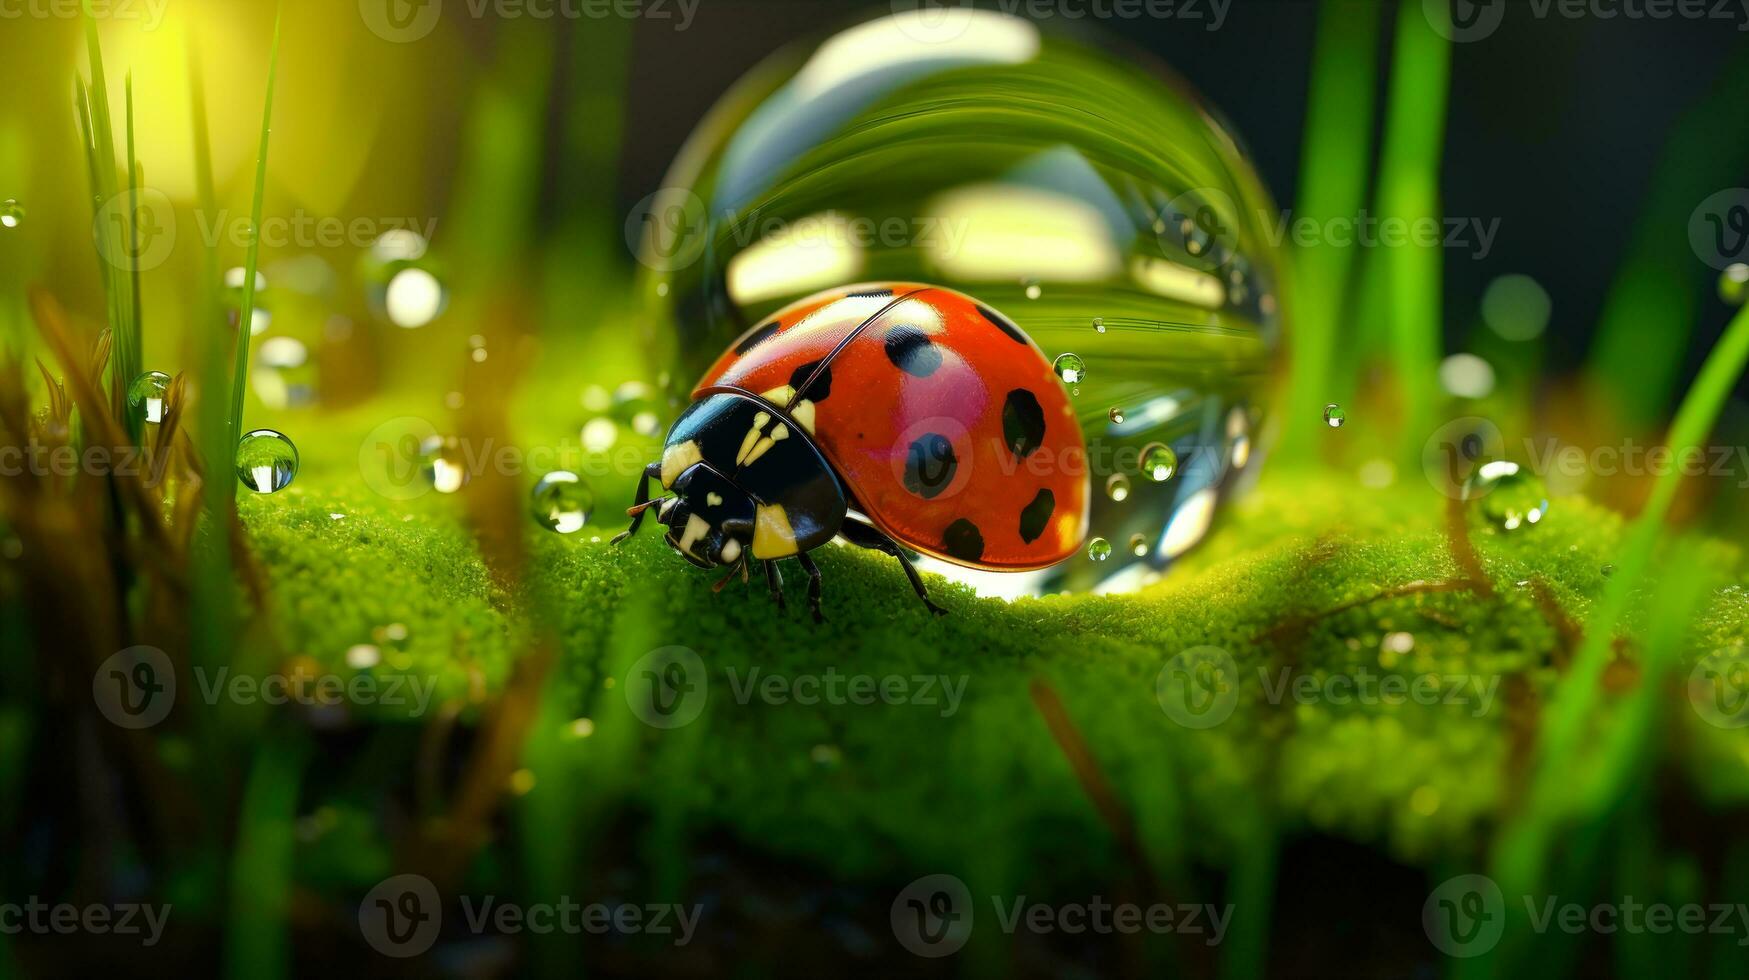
[237,431,1749,918]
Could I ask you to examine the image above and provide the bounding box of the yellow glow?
[926,184,1120,282]
[1129,256,1227,309]
[726,212,864,305]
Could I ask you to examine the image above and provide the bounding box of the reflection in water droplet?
[582,418,619,453]
[127,371,172,425]
[1722,263,1749,305]
[1141,443,1177,482]
[1463,460,1549,530]
[236,429,298,494]
[1128,533,1148,557]
[1052,353,1085,386]
[1106,473,1131,501]
[0,199,23,228]
[1087,537,1112,562]
[1323,403,1346,428]
[532,470,594,534]
[420,435,469,494]
[1108,407,1125,424]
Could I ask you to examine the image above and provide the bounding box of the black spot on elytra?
[903,434,957,499]
[1002,389,1047,460]
[884,325,942,378]
[789,359,833,401]
[734,321,780,355]
[846,287,894,298]
[977,304,1028,345]
[943,519,984,563]
[1019,489,1054,544]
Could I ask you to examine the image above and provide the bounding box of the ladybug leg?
[795,551,826,624]
[611,462,663,546]
[841,518,949,617]
[763,560,787,615]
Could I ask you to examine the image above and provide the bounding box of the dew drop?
[1092,317,1105,333]
[1022,278,1042,300]
[1105,473,1131,502]
[1052,353,1085,386]
[1722,263,1749,306]
[532,470,593,534]
[1323,403,1346,428]
[1140,443,1177,482]
[1601,563,1615,578]
[1463,460,1549,531]
[1128,533,1149,557]
[127,371,172,425]
[419,435,469,494]
[1087,537,1112,562]
[235,429,298,494]
[1108,407,1125,425]
[0,199,23,229]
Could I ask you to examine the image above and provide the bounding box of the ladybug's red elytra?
[614,283,1090,619]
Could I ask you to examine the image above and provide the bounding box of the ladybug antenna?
[784,287,931,413]
[626,494,672,517]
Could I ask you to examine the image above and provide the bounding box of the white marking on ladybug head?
[678,512,712,559]
[719,538,742,564]
[706,491,724,507]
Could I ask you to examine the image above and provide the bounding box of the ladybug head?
[660,464,756,570]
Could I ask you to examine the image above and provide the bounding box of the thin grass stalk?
[225,6,283,488]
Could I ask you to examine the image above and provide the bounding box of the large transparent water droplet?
[127,371,172,425]
[1087,537,1112,562]
[419,435,469,494]
[1463,460,1548,530]
[532,471,594,534]
[236,429,298,494]
[1141,443,1177,482]
[0,199,23,229]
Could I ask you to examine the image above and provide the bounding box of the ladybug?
[614,283,1089,620]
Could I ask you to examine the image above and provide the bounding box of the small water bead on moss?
[0,199,22,228]
[126,371,172,425]
[1087,537,1112,562]
[1105,473,1131,502]
[1052,353,1085,387]
[531,470,594,534]
[235,429,298,494]
[1722,264,1749,305]
[1463,460,1549,530]
[419,435,469,494]
[1128,534,1149,557]
[1323,403,1346,428]
[1140,443,1177,482]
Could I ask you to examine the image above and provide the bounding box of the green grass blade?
[81,0,134,405]
[1281,0,1380,459]
[225,3,283,484]
[1492,302,1749,896]
[1372,0,1450,461]
[124,72,143,394]
[224,733,307,980]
